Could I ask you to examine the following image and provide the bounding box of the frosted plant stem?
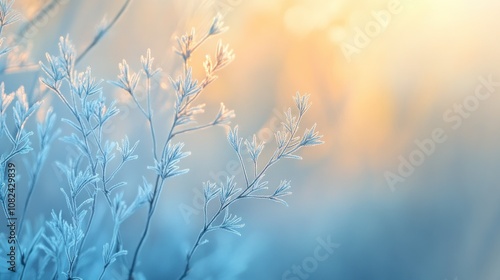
[74,122,128,273]
[128,176,164,280]
[74,191,98,256]
[146,76,158,160]
[177,195,240,279]
[19,263,27,280]
[236,151,249,187]
[170,123,215,137]
[76,0,133,64]
[124,21,232,277]
[129,109,178,278]
[179,115,303,279]
[178,229,204,280]
[98,263,110,280]
[49,86,104,278]
[98,222,120,280]
[23,0,130,104]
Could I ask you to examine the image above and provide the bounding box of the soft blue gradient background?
[2,0,500,279]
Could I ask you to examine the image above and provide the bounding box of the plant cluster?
[0,1,323,279]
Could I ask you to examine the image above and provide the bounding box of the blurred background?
[2,0,500,279]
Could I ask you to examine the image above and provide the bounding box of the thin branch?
[171,122,215,138]
[76,0,133,64]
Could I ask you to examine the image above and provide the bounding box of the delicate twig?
[76,0,133,64]
[145,76,158,160]
[127,176,163,280]
[171,122,215,138]
[179,110,306,280]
